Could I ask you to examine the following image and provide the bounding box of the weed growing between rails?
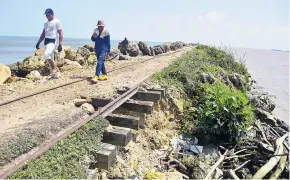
[9,117,109,179]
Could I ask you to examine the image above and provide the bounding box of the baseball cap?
[44,8,54,15]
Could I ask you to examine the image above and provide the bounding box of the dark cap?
[44,8,54,15]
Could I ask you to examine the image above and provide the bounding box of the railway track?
[0,48,184,107]
[0,50,177,178]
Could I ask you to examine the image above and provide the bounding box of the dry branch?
[204,149,229,180]
[252,134,288,180]
[269,153,287,180]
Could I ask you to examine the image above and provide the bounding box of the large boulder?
[0,64,11,84]
[153,45,164,55]
[60,59,82,71]
[200,72,216,84]
[118,38,142,57]
[247,93,276,112]
[88,53,97,65]
[163,42,171,53]
[26,70,41,80]
[107,48,120,61]
[83,44,95,52]
[64,46,77,60]
[77,46,91,58]
[150,47,155,56]
[170,41,184,51]
[138,41,152,56]
[35,48,45,57]
[228,73,246,90]
[75,53,85,65]
[17,56,45,77]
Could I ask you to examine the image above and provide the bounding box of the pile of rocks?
[1,38,195,84]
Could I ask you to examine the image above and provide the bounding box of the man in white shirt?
[36,8,63,78]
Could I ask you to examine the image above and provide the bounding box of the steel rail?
[0,49,183,107]
[0,74,152,179]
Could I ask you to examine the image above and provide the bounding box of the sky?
[0,0,289,50]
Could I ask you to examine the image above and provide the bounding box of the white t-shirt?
[44,18,62,45]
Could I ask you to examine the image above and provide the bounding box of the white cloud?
[198,11,226,22]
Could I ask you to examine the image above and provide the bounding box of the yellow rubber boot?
[91,75,99,82]
[102,74,108,80]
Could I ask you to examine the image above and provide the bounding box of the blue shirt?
[91,32,111,54]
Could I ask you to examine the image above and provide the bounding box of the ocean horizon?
[0,36,164,65]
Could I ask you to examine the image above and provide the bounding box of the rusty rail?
[0,49,184,107]
[0,74,152,179]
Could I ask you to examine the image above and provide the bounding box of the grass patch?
[153,44,254,141]
[9,116,109,179]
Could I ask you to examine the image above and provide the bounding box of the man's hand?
[58,44,63,52]
[36,42,40,50]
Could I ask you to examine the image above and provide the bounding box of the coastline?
[3,44,288,179]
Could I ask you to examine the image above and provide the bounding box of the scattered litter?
[190,145,203,154]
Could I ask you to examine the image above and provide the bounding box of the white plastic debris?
[190,145,203,154]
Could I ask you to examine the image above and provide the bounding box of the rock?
[165,172,183,180]
[219,70,231,86]
[88,54,96,65]
[17,56,45,77]
[228,73,246,90]
[60,59,82,71]
[64,46,77,60]
[0,64,11,84]
[55,58,66,67]
[119,54,130,60]
[170,41,183,51]
[81,103,95,115]
[118,38,142,57]
[247,94,275,112]
[83,44,95,52]
[153,45,164,55]
[163,42,171,53]
[73,99,87,107]
[55,50,66,60]
[200,72,215,84]
[255,108,278,126]
[77,46,91,58]
[138,41,152,56]
[107,48,120,61]
[7,63,18,76]
[35,48,45,56]
[26,70,41,80]
[75,53,85,65]
[150,46,155,56]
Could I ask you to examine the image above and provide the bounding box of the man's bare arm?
[58,29,63,45]
[37,29,45,44]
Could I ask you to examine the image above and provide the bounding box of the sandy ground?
[0,48,191,145]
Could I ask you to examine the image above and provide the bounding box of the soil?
[0,48,191,168]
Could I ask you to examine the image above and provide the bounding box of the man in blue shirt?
[90,20,111,82]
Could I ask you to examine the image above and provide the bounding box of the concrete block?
[96,143,117,170]
[102,126,132,146]
[121,100,154,114]
[117,90,161,101]
[106,114,140,130]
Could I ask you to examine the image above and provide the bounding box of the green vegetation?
[9,117,109,179]
[153,45,254,141]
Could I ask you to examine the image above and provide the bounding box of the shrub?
[192,82,254,141]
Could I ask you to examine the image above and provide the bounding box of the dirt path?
[0,48,191,142]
